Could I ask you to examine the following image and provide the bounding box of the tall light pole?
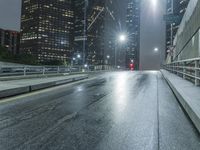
[154,47,162,68]
[115,33,127,67]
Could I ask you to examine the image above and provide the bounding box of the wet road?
[0,71,199,150]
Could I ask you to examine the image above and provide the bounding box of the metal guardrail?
[0,65,115,77]
[163,57,200,86]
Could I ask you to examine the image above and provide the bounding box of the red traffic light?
[129,63,135,70]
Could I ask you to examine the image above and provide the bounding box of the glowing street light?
[154,47,159,52]
[77,54,81,58]
[119,34,127,42]
[84,64,88,68]
[107,55,110,59]
[114,33,127,67]
[151,0,157,8]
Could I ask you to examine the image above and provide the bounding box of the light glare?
[119,34,126,42]
[154,48,159,52]
[77,54,81,58]
[151,0,157,8]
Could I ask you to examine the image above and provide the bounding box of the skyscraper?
[87,0,119,66]
[73,0,118,66]
[165,0,190,57]
[87,0,105,65]
[73,0,87,65]
[0,28,20,55]
[126,0,140,70]
[20,0,74,64]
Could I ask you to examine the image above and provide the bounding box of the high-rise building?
[0,28,20,55]
[73,0,86,65]
[20,0,74,64]
[126,0,140,70]
[87,0,105,65]
[165,0,190,57]
[103,0,120,66]
[73,0,118,66]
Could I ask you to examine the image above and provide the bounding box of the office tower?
[86,0,105,65]
[126,0,140,70]
[74,0,118,66]
[73,0,86,65]
[20,0,74,64]
[0,28,20,55]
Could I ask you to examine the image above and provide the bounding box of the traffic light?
[129,63,134,71]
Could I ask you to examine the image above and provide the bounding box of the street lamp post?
[115,33,127,67]
[154,47,162,68]
[106,55,110,65]
[71,57,76,66]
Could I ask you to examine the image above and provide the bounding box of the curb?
[0,75,88,99]
[161,70,200,133]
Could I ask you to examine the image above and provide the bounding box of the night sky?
[0,0,21,31]
[0,0,166,70]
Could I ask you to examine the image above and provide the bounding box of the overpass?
[0,71,199,150]
[0,0,200,149]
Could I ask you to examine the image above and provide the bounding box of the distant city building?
[0,28,20,54]
[88,0,119,66]
[73,0,118,66]
[126,0,140,70]
[103,0,120,66]
[20,0,120,66]
[86,0,105,65]
[73,0,86,65]
[165,0,190,57]
[20,0,74,64]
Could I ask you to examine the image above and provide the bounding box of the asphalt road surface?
[0,71,200,150]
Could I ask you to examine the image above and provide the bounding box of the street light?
[151,0,157,8]
[153,47,162,68]
[154,47,159,52]
[77,54,81,58]
[84,64,88,68]
[106,55,110,65]
[114,33,127,68]
[119,34,127,43]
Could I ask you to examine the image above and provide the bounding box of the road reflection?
[113,73,129,119]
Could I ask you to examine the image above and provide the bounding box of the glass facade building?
[73,0,118,66]
[126,0,140,70]
[73,0,85,58]
[0,28,20,55]
[20,0,119,66]
[20,0,74,64]
[86,0,105,65]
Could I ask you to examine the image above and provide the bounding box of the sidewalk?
[0,74,88,99]
[161,69,200,133]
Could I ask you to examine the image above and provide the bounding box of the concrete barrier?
[30,82,56,91]
[0,86,30,98]
[0,75,88,99]
[161,69,200,133]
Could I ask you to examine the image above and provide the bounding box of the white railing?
[163,57,200,86]
[0,65,116,77]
